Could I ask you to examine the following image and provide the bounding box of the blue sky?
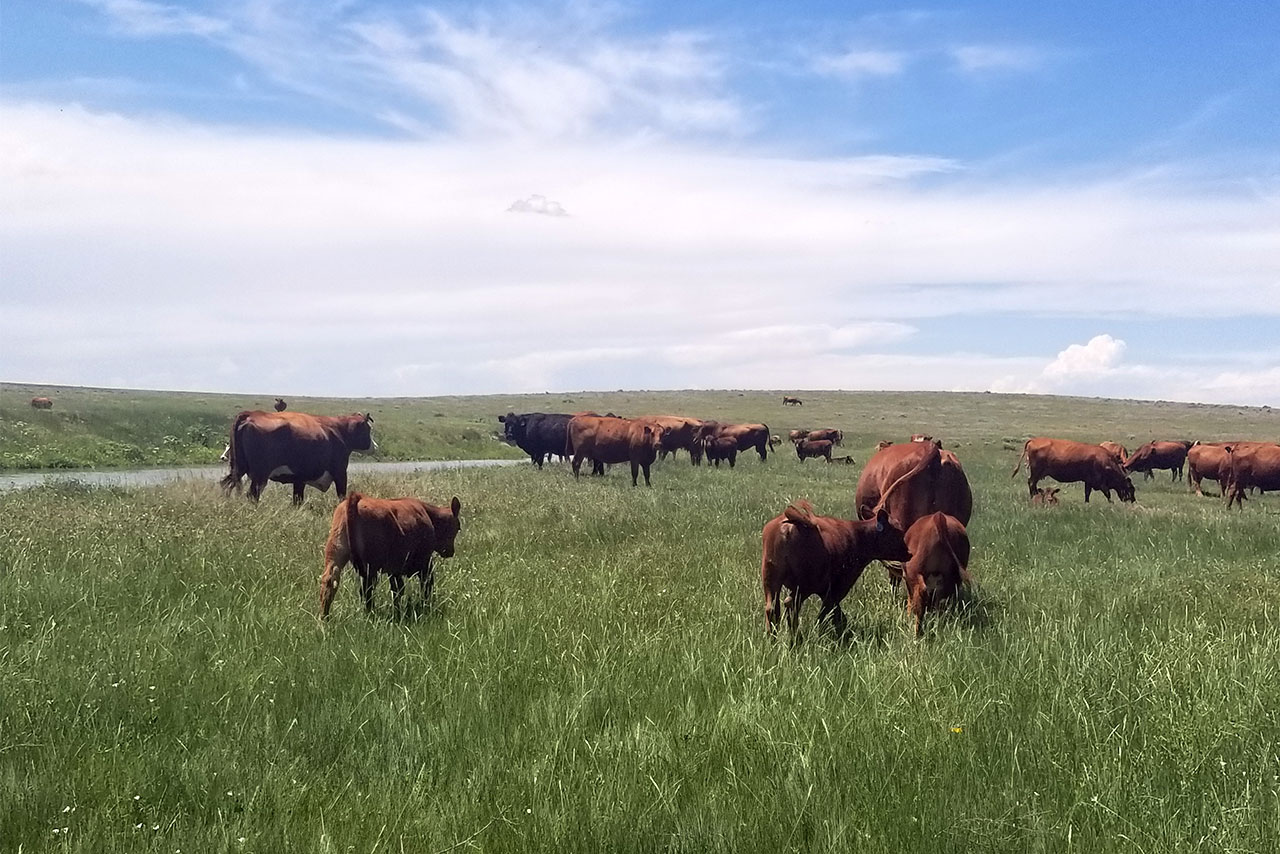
[3,1,1279,402]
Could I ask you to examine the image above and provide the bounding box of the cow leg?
[248,475,268,502]
[419,556,435,603]
[333,467,349,500]
[292,481,306,505]
[359,571,377,613]
[757,443,768,462]
[571,453,583,478]
[631,461,640,487]
[1102,489,1113,503]
[532,453,544,470]
[388,574,405,617]
[1028,474,1040,499]
[592,460,605,476]
[728,454,736,469]
[1083,483,1092,503]
[783,592,802,642]
[907,577,928,637]
[642,462,651,486]
[319,541,350,620]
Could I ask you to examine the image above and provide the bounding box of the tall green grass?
[4,421,1280,852]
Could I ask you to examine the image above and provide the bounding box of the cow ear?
[451,496,461,516]
[498,415,506,422]
[875,508,888,532]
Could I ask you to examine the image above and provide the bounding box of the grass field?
[3,388,1280,852]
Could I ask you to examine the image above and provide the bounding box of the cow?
[499,412,573,468]
[704,435,739,468]
[30,397,53,410]
[899,513,971,637]
[796,439,834,462]
[760,446,941,639]
[566,415,666,486]
[220,410,375,504]
[788,429,810,444]
[1124,440,1192,482]
[782,396,803,406]
[637,415,707,464]
[1012,437,1136,503]
[1224,443,1280,509]
[910,434,933,444]
[1030,487,1061,506]
[711,423,770,460]
[830,455,856,465]
[875,440,894,451]
[855,441,973,529]
[768,435,783,452]
[319,492,461,619]
[1098,441,1128,466]
[806,429,843,445]
[1187,441,1237,496]
[273,398,288,412]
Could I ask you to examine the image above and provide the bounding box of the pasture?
[3,388,1280,852]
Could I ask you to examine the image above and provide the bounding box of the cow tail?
[1011,441,1029,478]
[346,492,365,575]
[874,443,941,518]
[220,410,252,489]
[782,501,818,531]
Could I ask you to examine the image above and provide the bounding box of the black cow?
[498,412,573,468]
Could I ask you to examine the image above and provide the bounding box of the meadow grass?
[3,389,1280,852]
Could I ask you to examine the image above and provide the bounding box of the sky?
[2,1,1280,404]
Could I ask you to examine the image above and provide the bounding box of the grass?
[3,388,1280,852]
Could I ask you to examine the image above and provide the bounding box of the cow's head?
[499,413,526,444]
[345,413,375,452]
[1115,472,1137,503]
[435,496,462,558]
[866,508,910,563]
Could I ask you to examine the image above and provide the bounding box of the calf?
[319,492,461,618]
[796,439,834,462]
[760,502,906,639]
[1030,486,1060,506]
[876,440,894,451]
[30,397,53,410]
[273,397,288,412]
[704,435,739,467]
[768,435,783,452]
[829,455,856,465]
[788,429,810,443]
[900,512,971,636]
[782,396,803,406]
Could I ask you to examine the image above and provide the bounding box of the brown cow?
[1124,440,1192,482]
[855,442,972,529]
[319,492,461,618]
[1012,437,1135,503]
[788,429,810,443]
[782,396,803,406]
[567,415,665,485]
[273,397,288,412]
[1030,487,1060,506]
[796,439,834,462]
[713,423,771,461]
[30,397,53,410]
[806,428,843,445]
[910,433,932,443]
[704,435,739,467]
[830,455,856,465]
[1187,441,1236,496]
[1224,443,1280,508]
[221,410,376,503]
[875,440,894,451]
[638,415,706,464]
[900,513,971,636]
[1098,441,1128,465]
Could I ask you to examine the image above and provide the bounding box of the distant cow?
[855,441,973,530]
[910,434,933,444]
[876,440,894,451]
[274,398,288,412]
[1124,440,1192,482]
[638,415,707,464]
[221,410,376,504]
[782,396,803,406]
[768,435,783,452]
[760,501,908,639]
[1030,487,1060,506]
[711,423,771,461]
[1012,437,1135,503]
[704,435,739,468]
[1187,441,1237,496]
[30,397,53,410]
[319,492,461,618]
[1224,443,1280,509]
[900,513,971,636]
[1098,441,1128,466]
[499,412,573,468]
[806,429,843,445]
[788,429,810,443]
[830,455,856,465]
[567,415,665,486]
[796,439,834,462]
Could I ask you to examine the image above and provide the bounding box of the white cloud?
[80,0,227,37]
[508,194,568,216]
[949,44,1045,73]
[812,49,908,78]
[1042,334,1127,380]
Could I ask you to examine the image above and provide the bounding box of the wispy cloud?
[79,0,227,37]
[508,194,568,216]
[811,49,909,78]
[949,43,1046,73]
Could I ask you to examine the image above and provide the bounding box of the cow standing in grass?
[566,415,666,486]
[899,512,971,636]
[1012,437,1136,503]
[796,439,834,462]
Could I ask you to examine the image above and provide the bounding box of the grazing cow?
[760,502,908,639]
[566,415,665,486]
[1224,443,1280,508]
[855,441,973,529]
[1187,441,1238,496]
[221,410,376,504]
[712,423,771,461]
[704,435,739,468]
[1124,440,1192,482]
[910,434,933,444]
[830,455,856,465]
[1098,441,1128,466]
[782,396,803,406]
[796,439,834,462]
[319,492,461,618]
[806,428,843,445]
[638,415,707,464]
[499,412,574,468]
[30,397,53,410]
[876,440,894,451]
[274,397,288,412]
[899,513,971,636]
[788,429,810,444]
[1030,487,1060,506]
[1012,437,1136,503]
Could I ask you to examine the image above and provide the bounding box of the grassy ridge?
[4,390,1280,852]
[4,381,1278,471]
